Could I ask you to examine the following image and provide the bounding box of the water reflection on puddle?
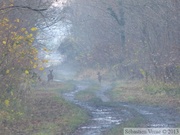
[63,83,180,135]
[139,110,154,115]
[63,84,131,135]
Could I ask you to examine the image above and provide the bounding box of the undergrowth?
[0,81,89,135]
[108,80,180,107]
[144,82,180,97]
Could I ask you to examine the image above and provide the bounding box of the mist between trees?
[61,0,180,85]
[0,0,180,120]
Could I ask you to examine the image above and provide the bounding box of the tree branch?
[0,5,48,12]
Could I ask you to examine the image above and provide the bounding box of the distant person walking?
[47,70,54,82]
[97,72,102,83]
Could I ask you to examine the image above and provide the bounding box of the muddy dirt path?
[63,81,180,135]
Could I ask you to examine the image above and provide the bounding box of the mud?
[63,81,180,135]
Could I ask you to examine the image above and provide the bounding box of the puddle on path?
[63,84,132,135]
[63,82,180,135]
[120,102,180,128]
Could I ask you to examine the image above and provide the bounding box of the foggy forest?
[0,0,180,135]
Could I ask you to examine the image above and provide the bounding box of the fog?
[37,19,71,67]
[0,0,179,134]
[38,0,179,83]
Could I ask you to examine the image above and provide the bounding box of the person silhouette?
[47,70,53,82]
[97,72,102,83]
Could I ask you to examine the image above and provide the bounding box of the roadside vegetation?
[107,80,180,110]
[75,83,101,102]
[1,0,180,134]
[103,79,180,135]
[0,3,89,134]
[0,82,89,135]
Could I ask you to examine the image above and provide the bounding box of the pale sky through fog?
[38,0,71,67]
[52,0,68,8]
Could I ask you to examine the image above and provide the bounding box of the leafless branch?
[0,5,48,12]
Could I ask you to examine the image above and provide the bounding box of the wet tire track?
[63,81,180,135]
[63,83,133,135]
[121,103,180,128]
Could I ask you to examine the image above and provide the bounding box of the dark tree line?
[59,0,180,84]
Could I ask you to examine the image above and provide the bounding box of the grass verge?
[75,83,101,102]
[0,81,89,135]
[105,80,180,135]
[34,80,76,93]
[107,80,180,109]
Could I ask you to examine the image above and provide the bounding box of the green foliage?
[144,83,180,96]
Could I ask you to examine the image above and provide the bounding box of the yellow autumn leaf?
[11,91,13,96]
[3,41,6,44]
[4,100,10,107]
[6,69,10,74]
[25,70,29,74]
[4,18,9,22]
[21,28,26,32]
[33,64,37,69]
[16,19,20,22]
[27,34,33,38]
[31,27,38,31]
[30,60,33,64]
[39,67,44,71]
[34,57,38,60]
